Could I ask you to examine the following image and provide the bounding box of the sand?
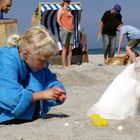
[0,55,140,140]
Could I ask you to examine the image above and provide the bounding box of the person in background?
[117,23,140,63]
[0,0,12,19]
[0,25,66,124]
[57,0,74,67]
[98,4,122,62]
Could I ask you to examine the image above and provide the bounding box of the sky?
[6,0,140,49]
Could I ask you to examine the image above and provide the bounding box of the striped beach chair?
[32,2,82,51]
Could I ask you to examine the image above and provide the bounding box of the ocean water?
[88,46,140,54]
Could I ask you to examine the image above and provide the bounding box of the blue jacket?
[0,46,65,123]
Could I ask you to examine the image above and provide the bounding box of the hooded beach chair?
[32,2,88,64]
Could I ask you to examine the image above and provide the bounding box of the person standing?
[0,0,12,19]
[117,24,140,63]
[57,0,74,67]
[98,4,122,62]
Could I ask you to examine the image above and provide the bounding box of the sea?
[88,46,140,54]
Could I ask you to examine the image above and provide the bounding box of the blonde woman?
[0,26,66,124]
[57,0,74,67]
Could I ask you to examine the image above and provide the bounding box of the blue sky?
[6,0,140,49]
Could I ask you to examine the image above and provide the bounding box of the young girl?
[0,25,66,124]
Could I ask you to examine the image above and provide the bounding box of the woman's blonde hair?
[7,25,58,60]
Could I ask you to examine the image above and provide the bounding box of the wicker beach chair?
[0,19,18,47]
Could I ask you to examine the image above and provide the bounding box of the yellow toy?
[90,114,109,127]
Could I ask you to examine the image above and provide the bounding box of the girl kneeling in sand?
[0,26,66,124]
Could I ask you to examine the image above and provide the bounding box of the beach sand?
[0,55,140,140]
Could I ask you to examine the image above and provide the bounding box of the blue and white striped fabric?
[40,3,81,14]
[40,3,82,50]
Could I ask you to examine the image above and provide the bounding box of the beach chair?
[0,19,18,47]
[31,2,88,64]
